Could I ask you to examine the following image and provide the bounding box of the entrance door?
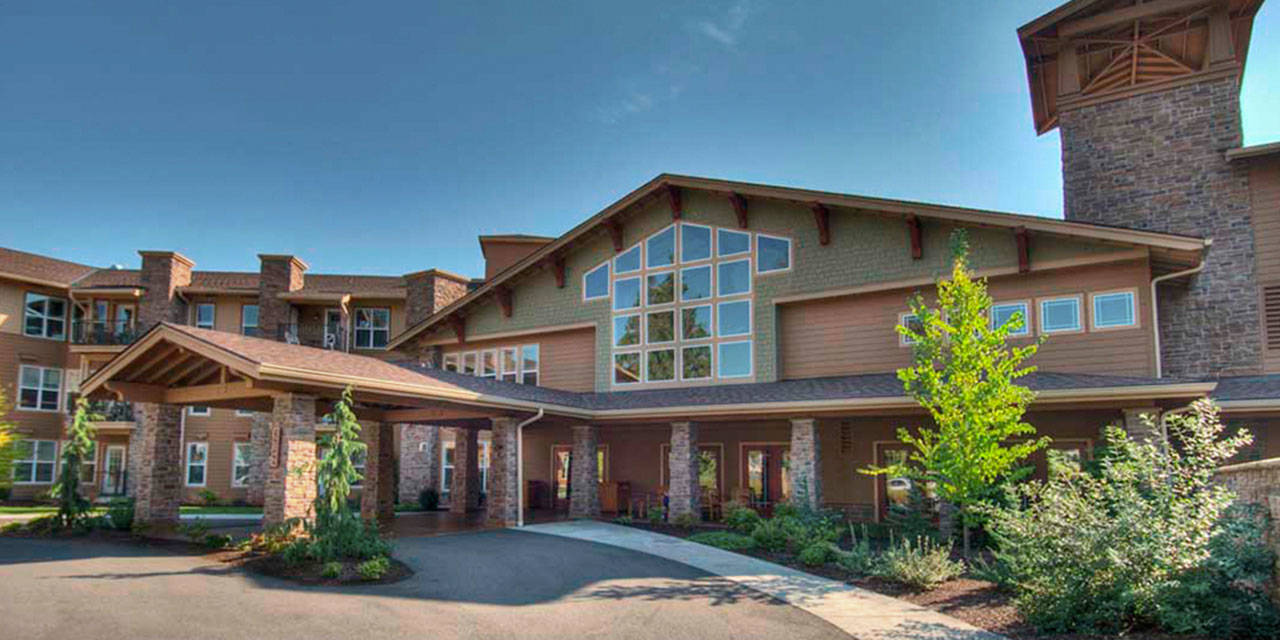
[552,445,573,512]
[103,445,126,496]
[324,309,344,350]
[742,445,789,515]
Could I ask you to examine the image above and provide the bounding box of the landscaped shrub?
[612,515,633,525]
[798,542,831,567]
[203,533,233,550]
[688,531,756,551]
[672,512,697,528]
[832,523,876,575]
[751,519,788,552]
[357,556,391,581]
[197,488,221,507]
[106,498,134,531]
[722,503,762,535]
[321,561,342,579]
[774,507,842,551]
[177,520,211,543]
[872,535,965,591]
[418,488,440,511]
[646,506,664,525]
[982,400,1268,636]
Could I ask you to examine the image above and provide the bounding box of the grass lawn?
[179,505,263,515]
[0,505,58,515]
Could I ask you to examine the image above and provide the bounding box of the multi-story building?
[28,0,1280,530]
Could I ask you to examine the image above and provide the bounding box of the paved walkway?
[525,521,1003,640]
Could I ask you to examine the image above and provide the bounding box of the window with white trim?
[59,439,98,485]
[18,365,62,412]
[718,341,752,378]
[462,352,478,375]
[195,303,216,329]
[232,442,252,487]
[23,293,67,340]
[441,443,455,498]
[188,406,210,416]
[1040,296,1083,334]
[241,304,259,336]
[236,409,255,417]
[354,308,390,349]
[1092,291,1137,329]
[899,313,924,346]
[351,448,366,487]
[647,225,676,268]
[500,347,519,383]
[756,234,792,273]
[443,353,460,372]
[583,263,610,300]
[614,244,641,274]
[480,350,497,378]
[520,344,539,385]
[12,440,57,484]
[185,442,208,486]
[991,302,1031,337]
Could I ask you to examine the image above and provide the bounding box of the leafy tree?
[862,229,1048,555]
[50,398,99,530]
[0,389,16,495]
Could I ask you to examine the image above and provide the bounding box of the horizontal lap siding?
[443,327,595,392]
[1251,161,1280,373]
[181,409,252,503]
[780,259,1156,379]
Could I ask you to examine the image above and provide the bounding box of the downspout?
[1150,252,1208,378]
[515,408,545,527]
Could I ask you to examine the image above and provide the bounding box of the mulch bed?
[238,554,413,586]
[620,522,1203,640]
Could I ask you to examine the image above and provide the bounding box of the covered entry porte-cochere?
[78,322,591,531]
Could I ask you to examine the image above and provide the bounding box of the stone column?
[1122,407,1163,444]
[570,424,601,518]
[133,403,184,526]
[246,413,271,506]
[486,417,520,527]
[789,418,823,510]
[398,424,440,504]
[450,428,481,513]
[360,422,396,525]
[263,393,318,526]
[667,422,700,522]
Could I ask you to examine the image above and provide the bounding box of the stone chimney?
[137,251,194,329]
[257,254,307,341]
[404,269,470,326]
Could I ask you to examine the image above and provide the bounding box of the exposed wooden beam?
[906,215,923,260]
[103,381,166,404]
[450,316,466,344]
[144,351,193,384]
[1204,2,1236,68]
[1015,227,1031,274]
[495,286,513,318]
[1058,0,1212,38]
[728,193,749,229]
[1057,39,1082,97]
[665,184,682,219]
[164,380,276,405]
[183,361,226,387]
[551,256,566,289]
[606,220,624,252]
[382,406,498,423]
[810,203,831,246]
[170,357,215,387]
[126,345,179,382]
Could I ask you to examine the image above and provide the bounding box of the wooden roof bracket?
[449,316,466,344]
[665,184,682,220]
[1015,227,1031,274]
[810,203,831,246]
[496,286,513,318]
[907,214,923,260]
[606,220,624,252]
[729,192,749,229]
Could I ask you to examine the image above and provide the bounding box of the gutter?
[514,408,545,527]
[1150,251,1208,378]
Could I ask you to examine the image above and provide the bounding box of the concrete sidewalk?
[525,521,1004,640]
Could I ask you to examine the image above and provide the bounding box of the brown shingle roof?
[189,271,259,290]
[0,247,97,287]
[73,268,141,289]
[300,274,405,297]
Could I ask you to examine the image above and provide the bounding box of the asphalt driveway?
[0,530,851,640]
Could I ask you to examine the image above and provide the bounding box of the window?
[18,365,62,412]
[647,310,675,344]
[717,229,750,257]
[680,265,712,301]
[188,406,210,416]
[583,263,610,300]
[613,277,641,311]
[195,303,216,329]
[614,314,641,347]
[756,234,791,273]
[520,344,539,385]
[1040,296,1083,334]
[24,293,67,339]
[717,300,751,337]
[646,226,675,268]
[232,443,252,487]
[443,353,460,372]
[236,409,255,417]
[1092,291,1137,329]
[647,271,675,305]
[462,352,478,375]
[991,302,1031,337]
[681,345,712,380]
[646,349,675,382]
[480,350,497,378]
[241,304,259,336]
[614,352,641,385]
[348,448,367,487]
[354,308,390,349]
[500,347,519,382]
[614,244,641,274]
[64,441,98,485]
[441,443,455,497]
[12,440,57,484]
[186,442,208,486]
[717,341,752,378]
[479,440,491,491]
[681,305,712,340]
[899,313,924,346]
[717,259,751,296]
[681,224,712,262]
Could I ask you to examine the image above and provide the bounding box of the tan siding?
[1252,159,1280,373]
[442,327,596,393]
[780,259,1157,379]
[181,408,253,503]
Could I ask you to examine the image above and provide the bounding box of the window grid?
[23,293,67,340]
[186,442,208,487]
[232,443,252,487]
[446,343,540,385]
[13,440,57,484]
[18,365,62,412]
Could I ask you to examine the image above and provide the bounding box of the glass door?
[102,445,126,496]
[324,309,344,350]
[742,445,789,516]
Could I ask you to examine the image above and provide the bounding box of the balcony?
[71,399,136,422]
[278,322,348,351]
[71,319,141,347]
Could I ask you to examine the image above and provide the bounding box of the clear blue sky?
[2,1,1277,277]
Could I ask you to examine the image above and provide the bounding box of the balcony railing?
[278,322,348,351]
[68,398,136,422]
[71,319,141,346]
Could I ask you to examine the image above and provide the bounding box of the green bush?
[872,536,964,591]
[832,523,876,575]
[203,533,233,550]
[281,540,310,566]
[798,542,831,567]
[357,556,391,581]
[751,519,788,552]
[646,506,664,525]
[688,531,756,551]
[672,512,697,528]
[106,498,134,531]
[611,515,633,525]
[321,561,342,579]
[722,504,762,535]
[418,488,440,511]
[775,507,842,551]
[176,520,211,542]
[197,489,221,507]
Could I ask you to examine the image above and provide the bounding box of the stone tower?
[1018,0,1268,378]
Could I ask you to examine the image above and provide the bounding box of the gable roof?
[0,247,98,288]
[388,173,1210,349]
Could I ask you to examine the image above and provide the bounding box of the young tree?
[315,386,366,529]
[863,229,1048,555]
[50,398,99,530]
[0,390,16,496]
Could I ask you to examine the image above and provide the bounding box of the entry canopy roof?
[82,323,1219,424]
